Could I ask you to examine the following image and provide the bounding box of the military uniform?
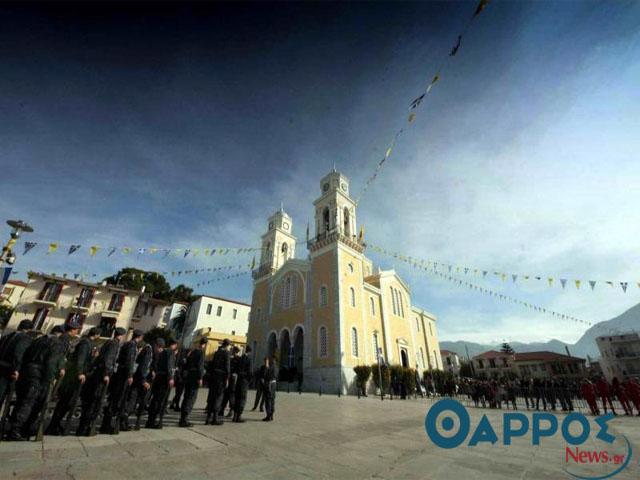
[205,345,230,425]
[123,343,154,430]
[145,347,175,429]
[171,348,190,411]
[232,352,252,422]
[0,329,33,413]
[262,362,277,422]
[100,338,138,433]
[76,337,120,436]
[46,335,95,435]
[179,347,205,427]
[220,353,239,417]
[7,332,69,440]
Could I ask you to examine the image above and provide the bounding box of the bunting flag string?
[194,270,251,288]
[355,0,491,204]
[370,243,592,327]
[10,262,253,283]
[367,243,639,294]
[19,240,263,259]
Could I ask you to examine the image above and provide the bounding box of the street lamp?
[373,329,384,401]
[1,219,34,267]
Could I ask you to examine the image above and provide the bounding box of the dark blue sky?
[2,1,639,343]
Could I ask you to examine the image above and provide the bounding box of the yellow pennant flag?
[500,273,506,282]
[204,249,210,256]
[408,112,416,123]
[149,247,158,254]
[358,225,364,242]
[385,147,392,158]
[48,243,59,254]
[122,247,131,255]
[547,277,553,287]
[89,246,100,257]
[192,249,199,257]
[575,280,581,290]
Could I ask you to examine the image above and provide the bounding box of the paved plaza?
[0,392,638,480]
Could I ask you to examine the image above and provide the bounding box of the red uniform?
[612,378,632,415]
[580,381,599,415]
[623,379,640,415]
[596,377,616,414]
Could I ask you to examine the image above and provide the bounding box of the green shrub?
[370,363,391,391]
[353,365,372,390]
[402,367,417,393]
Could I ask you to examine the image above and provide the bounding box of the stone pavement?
[0,391,638,479]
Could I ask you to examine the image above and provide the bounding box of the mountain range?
[440,302,640,361]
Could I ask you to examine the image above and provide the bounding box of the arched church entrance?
[279,329,292,381]
[267,332,278,359]
[400,348,409,368]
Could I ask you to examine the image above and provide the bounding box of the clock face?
[341,183,348,192]
[283,222,289,230]
[268,222,274,230]
[323,183,329,192]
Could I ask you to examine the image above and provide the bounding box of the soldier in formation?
[0,322,273,441]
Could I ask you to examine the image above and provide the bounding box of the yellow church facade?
[247,170,442,394]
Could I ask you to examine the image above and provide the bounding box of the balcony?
[34,298,57,308]
[307,230,365,254]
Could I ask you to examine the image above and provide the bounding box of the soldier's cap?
[232,345,240,353]
[114,327,127,337]
[245,345,252,353]
[17,320,34,331]
[154,338,166,348]
[221,338,231,347]
[167,339,178,346]
[51,325,65,334]
[65,319,82,331]
[132,329,144,338]
[87,327,100,337]
[199,337,208,345]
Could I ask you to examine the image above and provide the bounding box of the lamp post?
[374,329,384,401]
[0,220,34,282]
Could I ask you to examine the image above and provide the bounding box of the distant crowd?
[426,375,640,416]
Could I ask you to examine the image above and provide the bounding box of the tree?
[0,305,14,329]
[459,361,474,378]
[169,305,188,338]
[500,342,515,355]
[353,365,372,394]
[143,327,175,346]
[168,284,197,303]
[103,268,172,300]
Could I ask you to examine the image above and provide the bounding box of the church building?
[247,170,442,394]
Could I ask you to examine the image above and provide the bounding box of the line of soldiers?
[457,375,640,416]
[0,320,278,441]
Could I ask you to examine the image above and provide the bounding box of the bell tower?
[312,169,357,241]
[258,206,297,275]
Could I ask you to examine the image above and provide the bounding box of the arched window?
[291,274,297,305]
[420,348,425,369]
[285,277,291,308]
[323,207,330,232]
[369,297,375,316]
[319,285,328,307]
[399,291,405,317]
[429,322,433,337]
[319,326,328,358]
[415,317,420,332]
[281,242,289,260]
[390,287,396,315]
[351,327,359,357]
[343,207,350,237]
[265,242,271,262]
[349,287,356,307]
[373,334,380,361]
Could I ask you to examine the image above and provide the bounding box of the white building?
[131,294,172,332]
[6,273,142,338]
[440,350,461,376]
[181,295,250,346]
[596,333,640,381]
[1,279,27,308]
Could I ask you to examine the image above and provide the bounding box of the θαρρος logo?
[424,398,633,479]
